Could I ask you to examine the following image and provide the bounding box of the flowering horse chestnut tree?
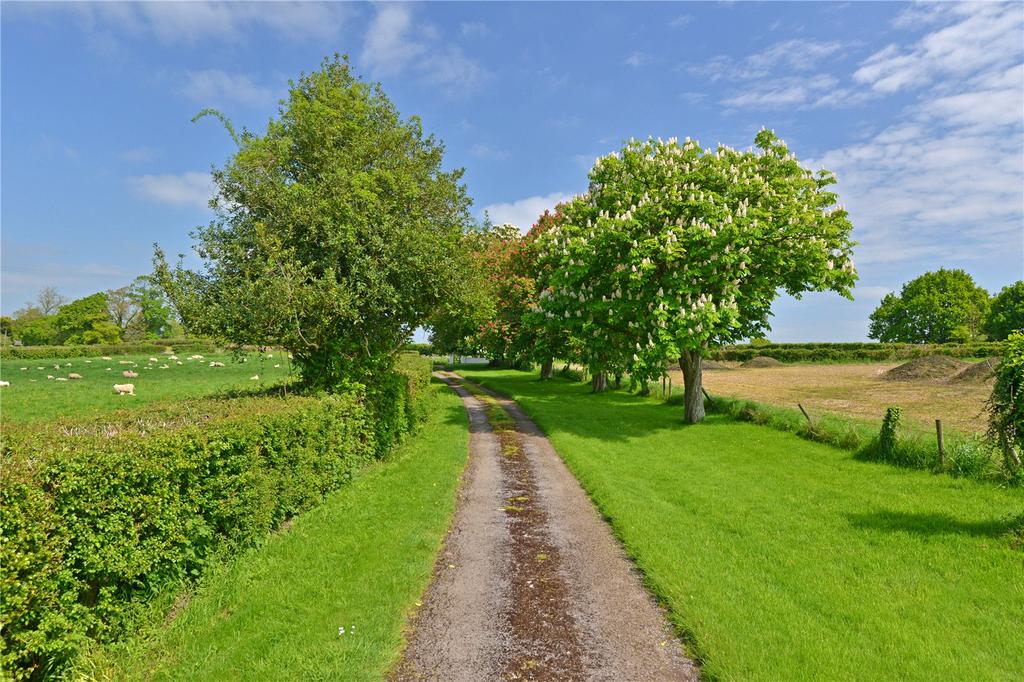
[536,130,857,422]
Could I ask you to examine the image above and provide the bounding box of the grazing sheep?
[149,357,158,362]
[84,360,92,363]
[65,363,72,367]
[106,368,112,371]
[55,377,68,382]
[113,383,135,395]
[20,367,27,371]
[36,366,44,370]
[250,375,260,380]
[119,360,132,365]
[122,370,139,378]
[176,361,183,365]
[209,361,225,368]
[47,375,54,380]
[68,373,83,380]
[169,355,179,360]
[0,380,9,387]
[53,364,61,369]
[267,353,274,358]
[273,364,281,368]
[101,356,112,360]
[159,365,169,369]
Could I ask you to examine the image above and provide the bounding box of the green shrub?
[0,339,219,360]
[879,407,901,460]
[708,341,1006,364]
[0,356,432,680]
[987,332,1024,477]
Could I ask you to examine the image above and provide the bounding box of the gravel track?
[390,372,698,681]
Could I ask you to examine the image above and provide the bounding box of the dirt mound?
[885,355,970,382]
[703,360,733,370]
[740,356,783,368]
[951,357,1000,384]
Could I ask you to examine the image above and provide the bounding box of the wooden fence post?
[798,403,813,425]
[935,419,945,468]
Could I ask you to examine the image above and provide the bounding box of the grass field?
[669,361,992,435]
[82,380,468,681]
[0,351,293,423]
[459,368,1024,681]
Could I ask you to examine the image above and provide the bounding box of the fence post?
[935,419,945,468]
[798,403,813,425]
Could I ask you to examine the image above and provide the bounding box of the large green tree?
[868,269,990,343]
[983,281,1024,341]
[536,131,856,422]
[53,293,120,345]
[156,56,470,388]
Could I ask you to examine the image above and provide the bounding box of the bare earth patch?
[391,372,697,681]
[673,362,992,434]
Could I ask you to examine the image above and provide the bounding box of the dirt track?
[390,372,697,681]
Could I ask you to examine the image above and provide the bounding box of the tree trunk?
[679,351,705,424]
[591,371,608,393]
[614,373,622,389]
[540,359,553,380]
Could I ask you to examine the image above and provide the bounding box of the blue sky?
[2,1,1022,341]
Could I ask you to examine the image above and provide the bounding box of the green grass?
[0,351,293,423]
[82,380,468,681]
[459,368,1024,682]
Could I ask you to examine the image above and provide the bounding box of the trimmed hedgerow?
[0,355,432,680]
[708,341,1006,363]
[0,339,220,360]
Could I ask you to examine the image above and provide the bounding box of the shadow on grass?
[847,509,1024,542]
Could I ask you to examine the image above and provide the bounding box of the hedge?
[0,339,220,361]
[708,341,1006,363]
[0,354,432,679]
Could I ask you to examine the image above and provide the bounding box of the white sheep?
[122,370,139,378]
[101,356,112,360]
[113,383,135,395]
[55,377,68,382]
[47,375,54,380]
[273,364,281,368]
[20,367,27,371]
[250,375,260,380]
[209,361,225,368]
[148,357,158,362]
[0,380,9,387]
[68,373,83,380]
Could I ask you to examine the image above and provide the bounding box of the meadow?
[0,350,293,423]
[458,367,1024,681]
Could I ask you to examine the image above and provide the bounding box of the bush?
[708,341,1006,364]
[0,356,432,679]
[987,332,1024,477]
[879,407,901,460]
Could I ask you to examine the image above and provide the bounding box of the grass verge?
[459,368,1024,682]
[80,380,468,681]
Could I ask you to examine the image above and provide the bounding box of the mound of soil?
[885,355,970,382]
[703,360,733,370]
[740,356,783,368]
[951,357,1000,384]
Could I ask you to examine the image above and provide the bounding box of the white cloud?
[460,21,490,38]
[854,3,1023,93]
[481,192,575,233]
[624,52,649,68]
[722,75,838,109]
[179,70,276,107]
[689,39,845,82]
[13,1,351,45]
[361,4,490,94]
[127,172,214,210]
[470,144,510,160]
[669,14,693,28]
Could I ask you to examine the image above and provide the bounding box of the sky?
[2,1,1022,342]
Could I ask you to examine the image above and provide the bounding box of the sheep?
[209,361,225,368]
[250,375,260,381]
[159,365,169,369]
[20,367,27,371]
[176,361,183,365]
[122,370,139,378]
[119,360,132,365]
[64,363,72,367]
[106,368,112,371]
[55,377,68,382]
[68,373,83,380]
[53,364,61,369]
[36,366,44,370]
[148,357,158,362]
[0,380,9,387]
[47,375,54,380]
[84,360,92,363]
[169,355,179,361]
[113,383,135,395]
[101,356,112,360]
[273,364,281,368]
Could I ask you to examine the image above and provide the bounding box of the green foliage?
[16,316,57,346]
[983,281,1024,341]
[156,55,469,389]
[868,269,991,343]
[987,331,1024,476]
[879,406,901,459]
[53,293,120,345]
[534,130,856,412]
[748,336,771,347]
[0,355,432,679]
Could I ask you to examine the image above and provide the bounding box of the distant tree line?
[1,277,180,347]
[868,269,1023,344]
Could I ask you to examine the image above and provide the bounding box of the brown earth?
[669,362,992,435]
[951,357,1000,384]
[885,355,971,381]
[390,372,698,682]
[740,356,783,368]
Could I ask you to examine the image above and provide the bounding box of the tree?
[156,55,470,388]
[36,286,67,315]
[983,281,1024,341]
[868,269,990,343]
[18,317,56,346]
[987,331,1023,475]
[536,131,856,422]
[106,285,142,335]
[53,293,120,345]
